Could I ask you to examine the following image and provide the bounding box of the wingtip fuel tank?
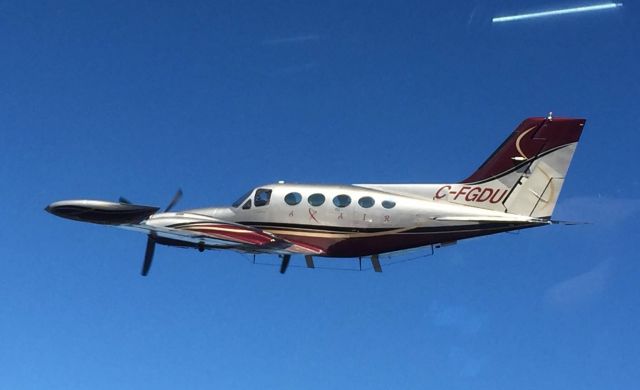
[45,200,159,225]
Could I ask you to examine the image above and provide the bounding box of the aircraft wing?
[46,200,325,255]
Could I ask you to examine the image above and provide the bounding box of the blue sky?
[1,1,639,389]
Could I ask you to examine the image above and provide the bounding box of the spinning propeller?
[163,189,183,213]
[119,189,291,276]
[124,189,182,277]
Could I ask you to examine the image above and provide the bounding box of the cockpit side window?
[254,188,272,207]
[232,190,253,208]
[242,199,252,210]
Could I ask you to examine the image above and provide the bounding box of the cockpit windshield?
[232,189,253,208]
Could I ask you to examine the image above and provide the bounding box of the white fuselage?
[142,183,541,257]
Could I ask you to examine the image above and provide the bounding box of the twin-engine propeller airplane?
[46,115,585,275]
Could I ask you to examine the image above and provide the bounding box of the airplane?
[46,114,585,275]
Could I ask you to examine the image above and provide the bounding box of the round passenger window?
[358,196,375,208]
[284,192,302,206]
[382,200,396,209]
[333,194,351,208]
[308,193,326,207]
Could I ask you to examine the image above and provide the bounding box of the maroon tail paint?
[462,117,585,184]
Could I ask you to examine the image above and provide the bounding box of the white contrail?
[492,2,623,23]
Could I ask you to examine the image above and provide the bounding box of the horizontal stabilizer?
[550,220,590,225]
[432,215,548,224]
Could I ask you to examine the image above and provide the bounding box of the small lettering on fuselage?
[296,209,391,224]
[308,208,319,223]
[435,185,508,204]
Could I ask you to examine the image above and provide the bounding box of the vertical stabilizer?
[445,117,585,218]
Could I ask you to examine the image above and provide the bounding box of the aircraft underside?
[245,222,543,257]
[150,221,543,258]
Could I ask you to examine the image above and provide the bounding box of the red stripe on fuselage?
[179,223,275,246]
